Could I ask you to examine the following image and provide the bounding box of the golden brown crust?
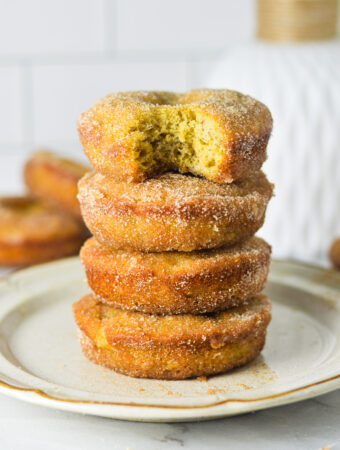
[81,237,271,314]
[77,89,272,183]
[78,171,273,252]
[329,238,340,270]
[73,294,271,379]
[24,151,89,218]
[0,196,88,266]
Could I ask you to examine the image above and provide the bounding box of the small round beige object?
[257,0,338,42]
[329,238,340,270]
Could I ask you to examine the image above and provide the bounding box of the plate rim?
[0,257,339,422]
[0,372,340,422]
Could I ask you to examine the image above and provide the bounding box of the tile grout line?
[0,48,228,67]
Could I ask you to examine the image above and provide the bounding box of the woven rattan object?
[257,0,338,42]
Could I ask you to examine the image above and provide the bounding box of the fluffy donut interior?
[130,109,225,179]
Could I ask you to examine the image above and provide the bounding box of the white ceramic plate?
[0,258,339,422]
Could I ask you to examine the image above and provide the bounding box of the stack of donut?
[73,89,274,380]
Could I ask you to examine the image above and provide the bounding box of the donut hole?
[132,108,225,179]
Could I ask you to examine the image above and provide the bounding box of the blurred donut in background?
[0,196,88,266]
[24,151,89,218]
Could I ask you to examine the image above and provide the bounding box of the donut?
[329,238,340,270]
[77,89,272,184]
[80,236,271,315]
[0,196,88,266]
[24,151,89,217]
[73,294,271,380]
[78,171,273,252]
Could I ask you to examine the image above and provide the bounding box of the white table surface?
[0,157,339,450]
[0,388,339,450]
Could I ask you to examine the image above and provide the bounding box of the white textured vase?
[208,41,340,262]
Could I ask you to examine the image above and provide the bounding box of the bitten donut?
[81,236,271,314]
[0,197,88,266]
[77,89,272,183]
[24,151,89,217]
[78,171,273,252]
[73,294,271,380]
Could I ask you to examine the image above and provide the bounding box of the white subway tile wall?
[0,66,25,145]
[0,0,254,157]
[115,0,254,51]
[0,0,105,55]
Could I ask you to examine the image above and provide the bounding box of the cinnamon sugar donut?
[78,171,273,252]
[0,197,88,266]
[81,237,271,314]
[77,89,272,183]
[73,293,271,380]
[24,151,89,217]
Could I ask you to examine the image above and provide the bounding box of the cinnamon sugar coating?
[73,294,271,379]
[0,197,88,266]
[77,89,272,184]
[78,171,273,252]
[81,236,271,314]
[24,151,89,218]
